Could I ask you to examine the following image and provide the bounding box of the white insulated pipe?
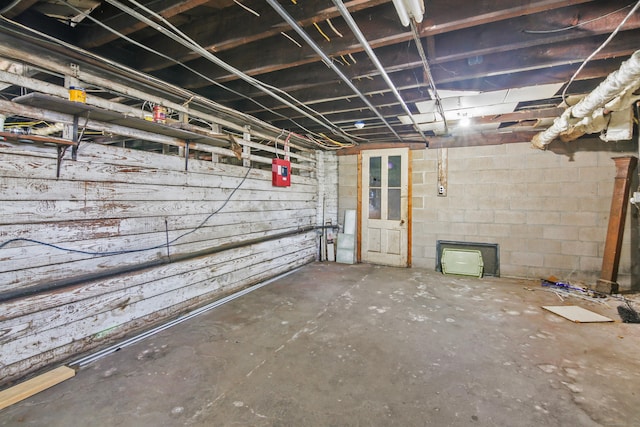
[532,50,640,149]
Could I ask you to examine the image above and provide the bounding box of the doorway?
[360,148,410,267]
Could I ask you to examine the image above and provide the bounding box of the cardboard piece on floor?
[0,366,75,411]
[542,305,613,323]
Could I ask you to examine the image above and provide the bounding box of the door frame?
[357,148,412,266]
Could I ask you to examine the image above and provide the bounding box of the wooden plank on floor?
[0,366,75,410]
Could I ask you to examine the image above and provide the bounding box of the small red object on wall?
[272,158,291,187]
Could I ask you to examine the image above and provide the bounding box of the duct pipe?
[265,0,404,142]
[532,50,640,149]
[332,0,428,144]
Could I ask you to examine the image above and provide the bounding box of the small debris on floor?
[540,278,606,298]
[538,278,610,306]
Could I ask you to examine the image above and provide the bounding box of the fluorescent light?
[391,0,425,27]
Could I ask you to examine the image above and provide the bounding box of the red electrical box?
[272,158,291,187]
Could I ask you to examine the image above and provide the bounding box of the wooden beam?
[431,30,640,86]
[204,28,637,110]
[337,142,425,156]
[0,131,76,146]
[76,0,213,48]
[0,366,75,410]
[135,0,390,72]
[427,131,539,149]
[12,9,75,43]
[154,6,406,88]
[419,0,594,35]
[430,0,640,63]
[148,0,599,87]
[1,0,38,18]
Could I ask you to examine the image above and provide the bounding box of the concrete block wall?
[338,155,358,231]
[316,150,339,228]
[338,140,638,289]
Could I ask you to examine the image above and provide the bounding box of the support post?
[597,156,638,294]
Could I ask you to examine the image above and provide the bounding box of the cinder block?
[595,279,618,294]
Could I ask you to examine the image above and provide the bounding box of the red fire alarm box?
[272,158,291,187]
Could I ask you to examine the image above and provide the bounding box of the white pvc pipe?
[532,50,640,149]
[572,50,640,118]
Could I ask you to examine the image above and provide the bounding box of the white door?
[361,148,409,267]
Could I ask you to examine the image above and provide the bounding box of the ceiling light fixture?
[459,115,471,127]
[354,120,365,129]
[391,0,425,27]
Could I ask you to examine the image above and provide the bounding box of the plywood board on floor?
[542,305,614,323]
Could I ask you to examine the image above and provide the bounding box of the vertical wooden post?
[597,156,638,294]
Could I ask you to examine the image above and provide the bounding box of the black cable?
[0,166,253,256]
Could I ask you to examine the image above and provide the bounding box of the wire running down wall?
[0,142,320,386]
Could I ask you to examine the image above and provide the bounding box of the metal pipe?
[0,0,22,15]
[0,226,318,304]
[410,20,448,136]
[265,0,404,142]
[105,0,357,144]
[0,16,334,150]
[332,0,428,144]
[69,265,305,369]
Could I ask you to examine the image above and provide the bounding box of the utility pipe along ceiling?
[0,0,640,149]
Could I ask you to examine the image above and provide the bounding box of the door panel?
[361,148,409,267]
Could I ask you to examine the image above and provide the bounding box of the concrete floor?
[2,262,640,426]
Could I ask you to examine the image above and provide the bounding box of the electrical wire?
[60,1,318,137]
[266,0,401,141]
[561,0,640,103]
[313,22,331,42]
[523,3,635,34]
[273,128,285,158]
[326,18,343,38]
[233,0,260,17]
[410,19,448,135]
[0,166,253,256]
[0,15,347,150]
[281,31,302,47]
[333,0,428,144]
[105,0,357,144]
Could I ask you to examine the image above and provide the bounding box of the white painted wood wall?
[0,142,320,385]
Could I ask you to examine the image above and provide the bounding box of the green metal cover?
[441,248,484,278]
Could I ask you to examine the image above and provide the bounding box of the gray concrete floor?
[2,262,640,426]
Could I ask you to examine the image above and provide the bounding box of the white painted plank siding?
[0,142,323,386]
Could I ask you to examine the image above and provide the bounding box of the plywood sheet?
[542,306,613,323]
